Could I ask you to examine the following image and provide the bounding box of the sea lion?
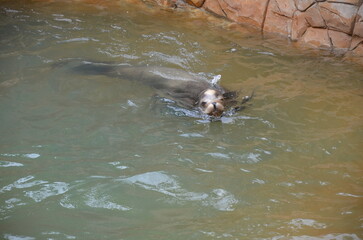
[197,89,225,117]
[71,61,251,117]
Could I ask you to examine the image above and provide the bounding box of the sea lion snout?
[205,101,224,117]
[198,89,225,117]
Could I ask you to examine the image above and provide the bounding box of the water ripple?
[202,189,238,212]
[54,18,73,23]
[119,171,238,211]
[85,188,131,211]
[336,192,363,198]
[3,8,21,13]
[288,218,327,230]
[0,176,47,193]
[25,182,69,203]
[3,234,35,240]
[0,161,24,168]
[3,198,26,212]
[143,51,189,68]
[179,133,204,138]
[57,37,99,44]
[121,171,184,198]
[0,153,40,159]
[142,32,184,46]
[42,232,76,239]
[206,152,230,160]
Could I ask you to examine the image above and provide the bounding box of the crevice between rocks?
[217,0,228,18]
[326,29,334,49]
[350,5,360,36]
[300,2,317,13]
[317,3,328,29]
[320,4,356,35]
[326,1,361,6]
[350,38,363,51]
[261,0,271,32]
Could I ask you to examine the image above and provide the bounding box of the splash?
[211,74,221,86]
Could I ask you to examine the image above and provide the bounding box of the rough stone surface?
[346,40,363,65]
[350,36,363,50]
[301,27,331,48]
[153,0,178,8]
[294,0,315,11]
[180,0,363,64]
[203,0,226,16]
[264,0,293,36]
[327,0,362,5]
[217,0,270,28]
[354,21,363,37]
[291,10,309,40]
[273,0,296,18]
[354,5,363,37]
[319,2,358,34]
[291,3,325,40]
[186,0,205,7]
[304,4,325,28]
[329,30,352,49]
[353,42,363,55]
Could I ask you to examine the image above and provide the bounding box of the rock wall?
[185,0,363,62]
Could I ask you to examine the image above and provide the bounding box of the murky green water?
[1,1,362,239]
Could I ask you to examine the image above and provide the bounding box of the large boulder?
[329,30,352,49]
[319,2,358,35]
[291,3,325,40]
[263,0,296,36]
[301,27,331,48]
[203,0,270,29]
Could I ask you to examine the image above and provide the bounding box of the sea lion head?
[198,89,225,117]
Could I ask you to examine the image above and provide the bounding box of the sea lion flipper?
[222,91,238,100]
[228,90,255,113]
[241,89,255,104]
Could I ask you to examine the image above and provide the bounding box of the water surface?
[0,1,362,239]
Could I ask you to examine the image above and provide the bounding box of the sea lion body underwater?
[72,62,251,117]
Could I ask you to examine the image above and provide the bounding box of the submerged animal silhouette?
[71,61,252,117]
